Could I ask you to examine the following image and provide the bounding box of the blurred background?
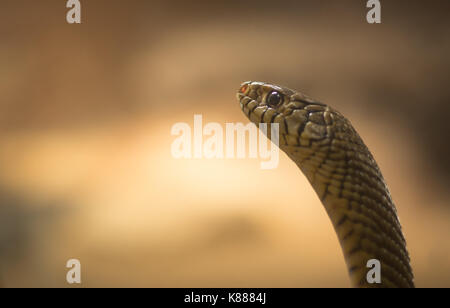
[0,0,449,287]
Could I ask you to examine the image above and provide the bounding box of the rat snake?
[237,81,414,288]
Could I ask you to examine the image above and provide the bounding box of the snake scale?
[237,81,414,288]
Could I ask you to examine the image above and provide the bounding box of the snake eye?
[266,91,283,107]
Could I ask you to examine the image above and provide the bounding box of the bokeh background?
[0,0,449,287]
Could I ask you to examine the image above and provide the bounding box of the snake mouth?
[237,92,256,117]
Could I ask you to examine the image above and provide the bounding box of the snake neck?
[281,125,415,288]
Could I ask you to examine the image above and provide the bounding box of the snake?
[237,81,414,288]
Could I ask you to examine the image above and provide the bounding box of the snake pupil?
[267,91,282,107]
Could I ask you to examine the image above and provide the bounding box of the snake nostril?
[240,84,249,94]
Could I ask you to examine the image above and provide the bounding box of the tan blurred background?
[0,0,449,287]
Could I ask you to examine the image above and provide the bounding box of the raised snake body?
[237,81,414,288]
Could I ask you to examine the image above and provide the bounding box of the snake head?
[237,81,331,147]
